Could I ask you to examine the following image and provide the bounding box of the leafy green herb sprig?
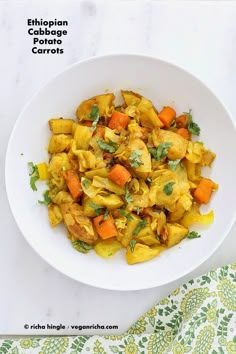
[168,159,181,171]
[133,220,147,235]
[88,104,100,131]
[129,239,137,253]
[149,142,172,161]
[72,240,93,254]
[163,181,175,196]
[97,139,116,153]
[88,201,104,216]
[28,162,39,191]
[184,109,200,136]
[38,190,51,205]
[124,184,133,203]
[129,150,144,168]
[186,231,201,239]
[119,209,134,221]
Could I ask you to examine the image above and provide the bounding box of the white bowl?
[5,54,236,290]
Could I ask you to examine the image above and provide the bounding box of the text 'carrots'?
[93,214,118,239]
[176,128,190,140]
[158,106,176,128]
[194,178,214,204]
[64,170,83,200]
[108,164,131,187]
[108,111,130,131]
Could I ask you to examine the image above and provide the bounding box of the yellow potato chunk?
[48,204,63,227]
[73,124,93,150]
[126,243,165,265]
[49,119,74,134]
[82,196,97,217]
[121,215,140,247]
[156,129,188,160]
[94,238,122,258]
[164,223,188,248]
[37,162,49,180]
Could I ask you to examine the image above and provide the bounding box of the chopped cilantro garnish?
[103,209,109,220]
[133,220,148,235]
[129,150,144,168]
[168,159,181,171]
[119,209,134,221]
[88,201,104,216]
[28,162,39,191]
[124,184,133,203]
[129,239,137,253]
[88,104,99,119]
[107,139,119,148]
[72,240,93,254]
[88,104,100,131]
[82,178,90,189]
[149,142,172,161]
[163,181,175,196]
[136,206,141,215]
[184,109,200,136]
[186,231,201,239]
[97,139,116,153]
[38,190,51,205]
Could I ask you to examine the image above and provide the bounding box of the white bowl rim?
[5,53,236,291]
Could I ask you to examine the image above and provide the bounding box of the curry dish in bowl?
[29,90,217,265]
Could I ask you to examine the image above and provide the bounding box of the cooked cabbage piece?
[76,93,115,121]
[48,134,72,154]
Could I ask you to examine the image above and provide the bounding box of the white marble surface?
[1,0,236,335]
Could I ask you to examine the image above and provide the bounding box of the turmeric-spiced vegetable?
[194,178,214,204]
[64,170,83,201]
[108,164,131,187]
[176,128,190,140]
[93,214,118,239]
[175,114,188,129]
[158,106,176,128]
[108,111,130,131]
[31,90,217,265]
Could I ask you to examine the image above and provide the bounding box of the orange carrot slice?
[194,178,214,204]
[108,111,130,131]
[176,128,190,140]
[108,164,131,187]
[64,170,83,200]
[158,106,176,128]
[93,214,118,239]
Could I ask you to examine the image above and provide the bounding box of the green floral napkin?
[1,263,236,354]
